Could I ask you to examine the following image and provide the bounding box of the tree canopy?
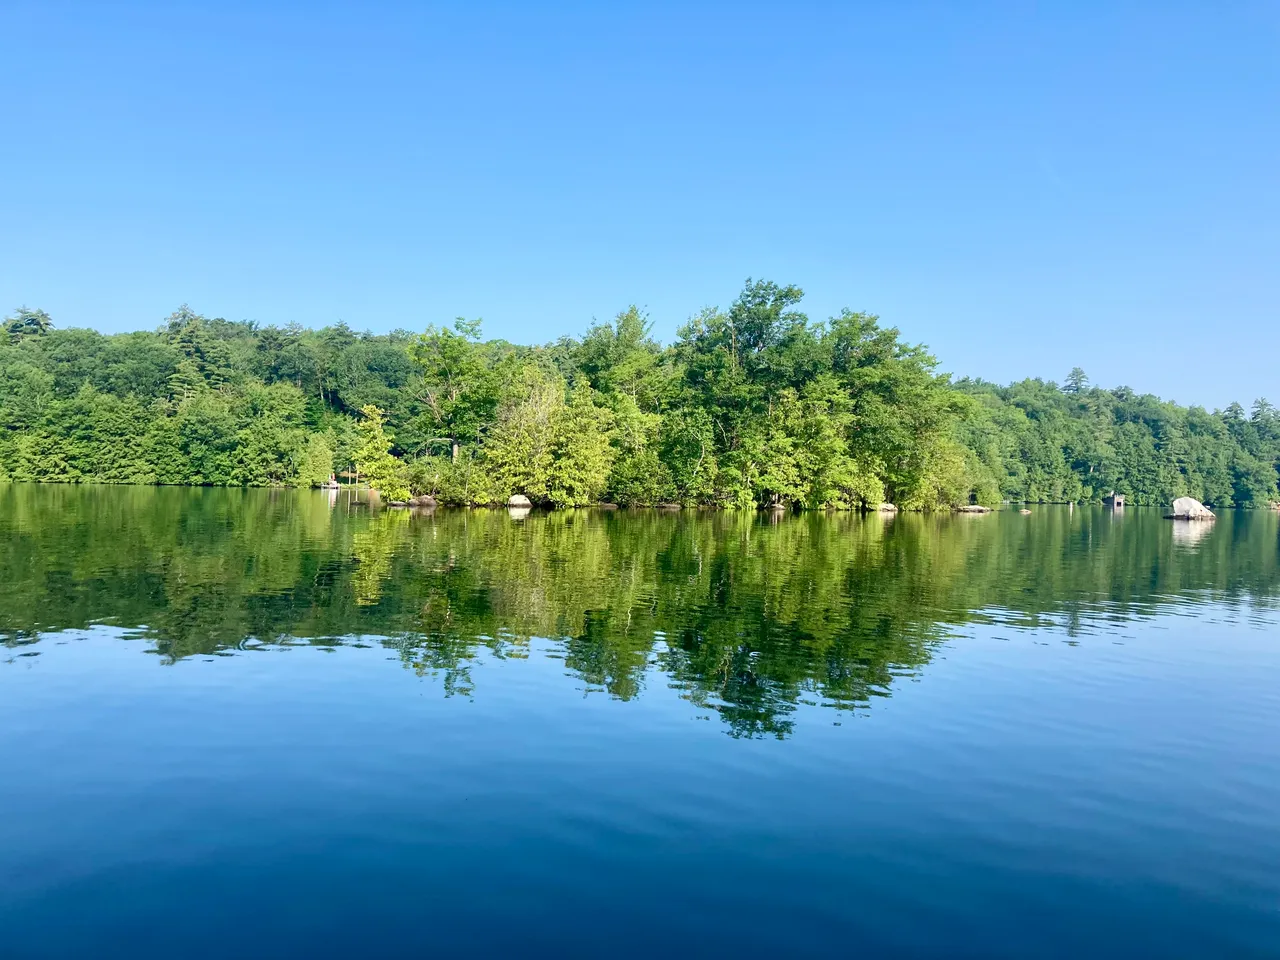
[1,287,1276,509]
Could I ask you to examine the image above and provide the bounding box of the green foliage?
[407,317,500,459]
[603,393,673,505]
[578,306,668,409]
[354,404,409,500]
[548,387,616,507]
[483,363,564,503]
[231,383,309,486]
[298,432,336,488]
[407,450,500,505]
[0,294,1275,509]
[4,306,54,341]
[954,371,1280,506]
[658,407,717,504]
[607,447,674,505]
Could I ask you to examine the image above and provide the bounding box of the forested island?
[2,280,1277,509]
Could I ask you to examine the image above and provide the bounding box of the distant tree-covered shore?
[2,282,1277,509]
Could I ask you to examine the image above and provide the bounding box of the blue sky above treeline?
[2,2,1277,409]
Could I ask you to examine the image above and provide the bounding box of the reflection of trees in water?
[2,486,1279,736]
[352,509,410,605]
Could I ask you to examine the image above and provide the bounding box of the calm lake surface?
[2,486,1279,958]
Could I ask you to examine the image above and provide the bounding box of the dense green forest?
[2,281,1277,508]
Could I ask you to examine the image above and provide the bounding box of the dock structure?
[1103,491,1126,508]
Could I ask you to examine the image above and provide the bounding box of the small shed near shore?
[1103,491,1126,508]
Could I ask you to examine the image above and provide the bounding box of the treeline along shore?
[2,281,1277,509]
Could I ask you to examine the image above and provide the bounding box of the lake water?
[2,486,1279,958]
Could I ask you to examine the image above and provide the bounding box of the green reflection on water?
[2,485,1278,737]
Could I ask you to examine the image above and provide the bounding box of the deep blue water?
[2,489,1279,957]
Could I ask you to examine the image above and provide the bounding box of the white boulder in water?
[1168,497,1215,521]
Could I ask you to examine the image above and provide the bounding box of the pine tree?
[4,306,54,341]
[354,404,408,500]
[484,364,563,502]
[548,387,615,506]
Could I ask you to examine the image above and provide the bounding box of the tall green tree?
[548,387,616,507]
[483,363,564,503]
[408,318,498,461]
[1065,367,1089,394]
[4,307,54,341]
[354,404,409,500]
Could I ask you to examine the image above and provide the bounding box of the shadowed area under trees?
[2,282,1277,508]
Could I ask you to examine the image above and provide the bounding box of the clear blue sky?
[2,2,1277,408]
